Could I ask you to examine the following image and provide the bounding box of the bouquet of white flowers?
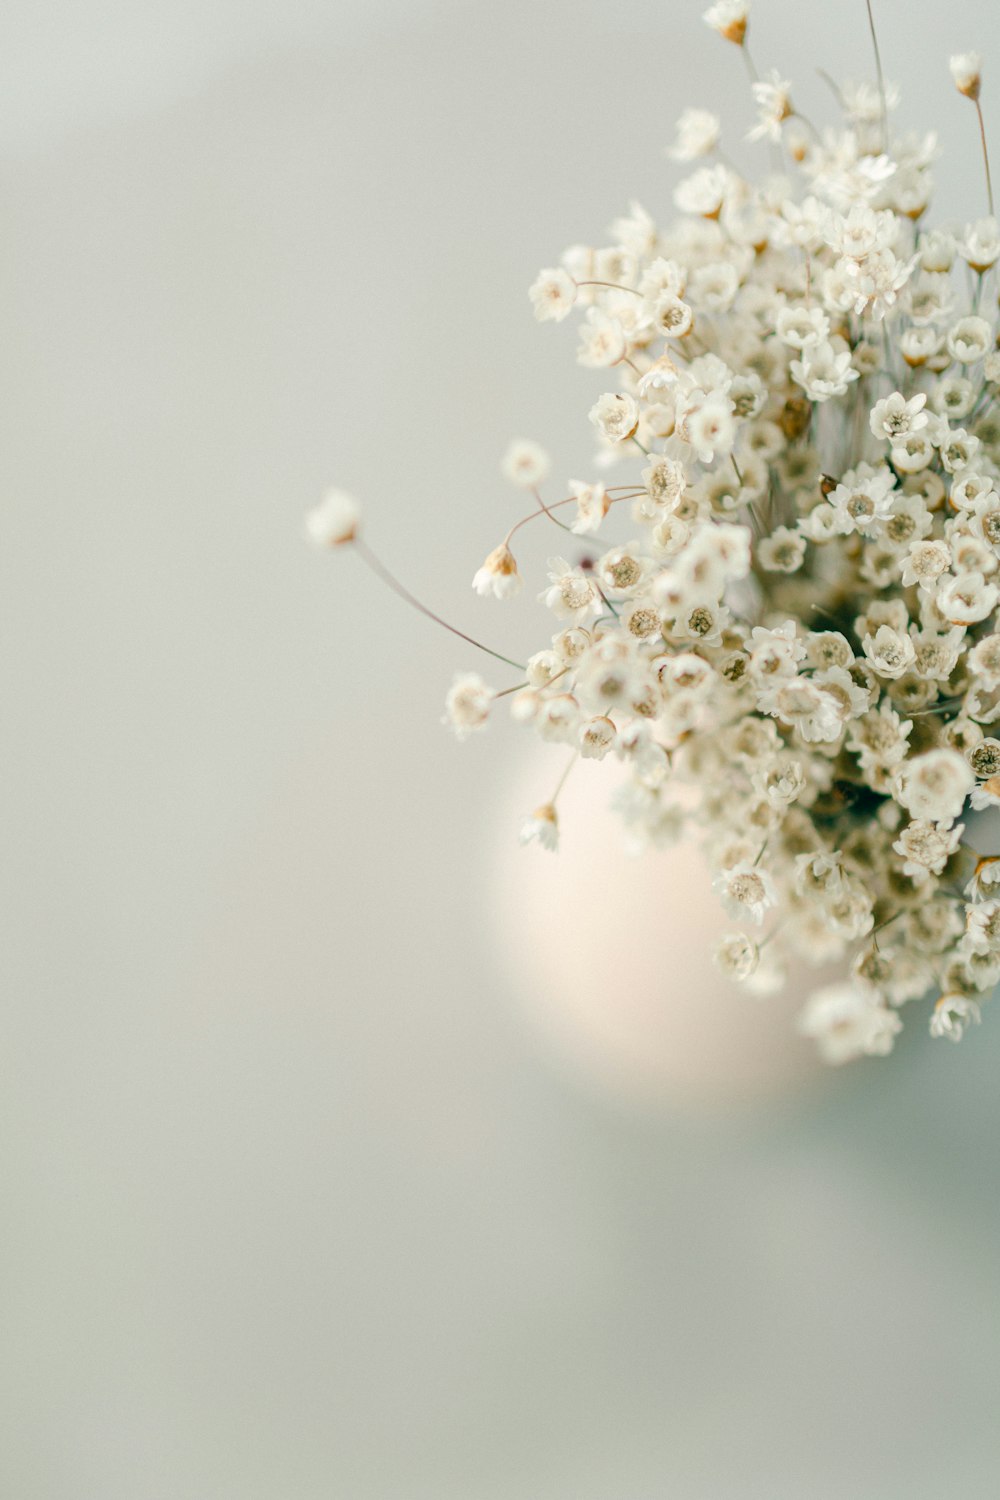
[308,2,1000,1064]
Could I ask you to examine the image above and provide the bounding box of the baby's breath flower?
[472,543,523,600]
[443,673,493,739]
[335,21,1000,1068]
[668,108,721,162]
[501,439,550,488]
[798,983,902,1065]
[714,931,760,980]
[304,488,360,547]
[529,267,577,322]
[930,993,981,1041]
[748,72,793,144]
[713,861,777,926]
[950,52,982,101]
[519,803,559,851]
[703,0,749,45]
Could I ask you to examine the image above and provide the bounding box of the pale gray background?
[2,1,1000,1496]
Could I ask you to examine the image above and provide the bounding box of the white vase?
[492,752,830,1115]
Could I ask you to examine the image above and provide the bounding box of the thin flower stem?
[575,279,642,296]
[550,750,578,805]
[816,68,845,108]
[975,99,995,217]
[353,537,526,672]
[532,486,577,537]
[742,43,759,86]
[595,582,620,620]
[864,0,888,154]
[503,489,645,545]
[794,111,822,143]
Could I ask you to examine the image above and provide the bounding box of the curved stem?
[353,537,526,672]
[864,0,888,153]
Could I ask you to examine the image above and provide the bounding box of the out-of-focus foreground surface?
[2,1,1000,1494]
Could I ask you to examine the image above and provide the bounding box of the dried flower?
[314,14,1000,1064]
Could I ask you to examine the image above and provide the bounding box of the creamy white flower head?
[529,267,577,322]
[539,557,602,624]
[589,391,639,444]
[501,439,550,488]
[679,393,735,462]
[841,78,901,125]
[870,390,928,442]
[304,487,360,547]
[748,71,793,144]
[930,994,981,1041]
[961,217,1000,270]
[703,0,748,44]
[713,860,777,926]
[950,52,982,100]
[829,464,896,536]
[896,748,975,822]
[472,543,523,599]
[862,622,916,678]
[519,803,559,851]
[576,308,627,367]
[790,341,860,402]
[936,569,998,625]
[443,673,492,739]
[668,107,721,162]
[798,983,902,1065]
[775,304,830,350]
[673,164,732,219]
[893,819,963,879]
[579,715,618,760]
[569,479,610,536]
[965,897,1000,955]
[946,315,992,364]
[714,931,759,981]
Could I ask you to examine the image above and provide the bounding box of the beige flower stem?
[574,280,643,296]
[975,98,994,216]
[550,750,579,807]
[503,488,645,546]
[865,0,889,153]
[353,537,526,672]
[531,486,578,538]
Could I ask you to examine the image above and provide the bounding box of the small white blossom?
[703,0,749,45]
[930,994,981,1041]
[950,52,982,100]
[589,391,639,444]
[668,107,721,162]
[714,931,759,980]
[519,803,559,851]
[798,984,902,1065]
[713,860,778,925]
[443,673,492,738]
[791,341,860,401]
[472,543,523,599]
[501,440,550,488]
[896,748,975,822]
[529,267,577,322]
[539,557,602,624]
[869,391,928,443]
[304,488,360,547]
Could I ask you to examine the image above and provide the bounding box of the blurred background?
[3,0,1000,1494]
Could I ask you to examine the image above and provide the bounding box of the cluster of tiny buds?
[308,2,1000,1065]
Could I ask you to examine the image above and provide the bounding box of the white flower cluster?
[313,6,1000,1065]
